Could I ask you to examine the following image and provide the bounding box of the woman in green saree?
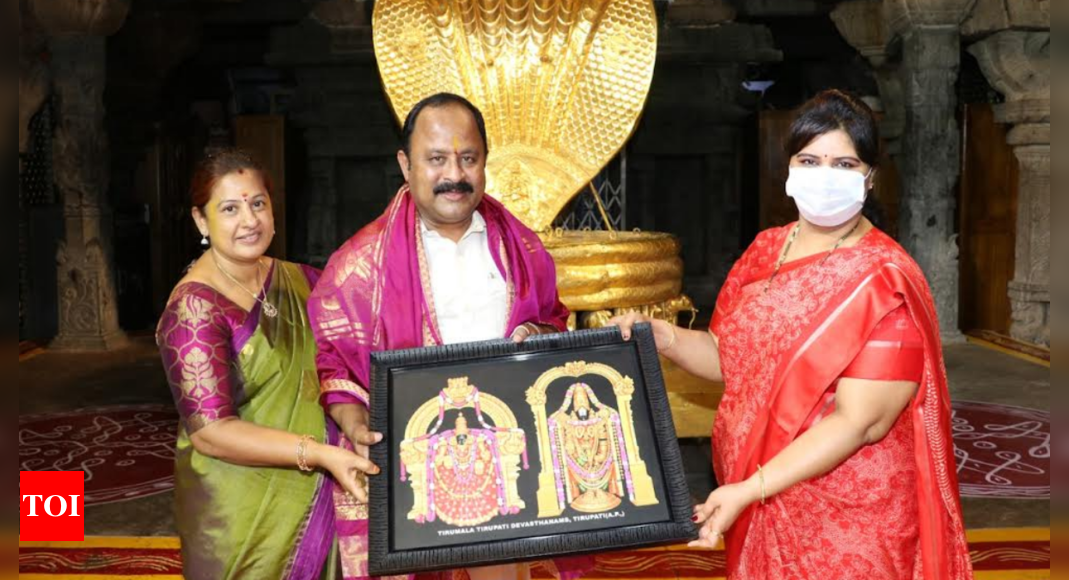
[156,149,376,579]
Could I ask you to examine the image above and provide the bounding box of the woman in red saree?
[613,90,973,579]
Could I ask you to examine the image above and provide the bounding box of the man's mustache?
[433,181,475,195]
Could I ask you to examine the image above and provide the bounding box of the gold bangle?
[757,464,767,505]
[661,324,679,353]
[297,435,315,472]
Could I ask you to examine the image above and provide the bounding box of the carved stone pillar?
[34,0,130,350]
[897,26,964,343]
[970,30,1050,345]
[962,0,1049,36]
[885,0,977,343]
[831,1,905,151]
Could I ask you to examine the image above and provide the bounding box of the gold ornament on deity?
[400,378,528,527]
[526,361,659,518]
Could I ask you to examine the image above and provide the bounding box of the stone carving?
[57,239,100,334]
[897,26,966,343]
[53,236,126,350]
[969,31,1049,102]
[1009,291,1048,346]
[831,0,889,57]
[830,1,905,144]
[969,30,1050,346]
[51,37,109,212]
[963,0,1049,37]
[31,0,130,36]
[885,0,980,35]
[36,0,130,351]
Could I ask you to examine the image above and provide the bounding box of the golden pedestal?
[540,230,684,312]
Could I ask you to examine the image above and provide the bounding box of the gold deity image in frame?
[528,362,660,518]
[368,325,696,577]
[399,378,528,527]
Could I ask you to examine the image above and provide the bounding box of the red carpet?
[18,529,1050,578]
[19,405,178,506]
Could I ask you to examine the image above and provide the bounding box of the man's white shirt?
[420,211,509,344]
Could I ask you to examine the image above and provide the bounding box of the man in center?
[309,93,590,580]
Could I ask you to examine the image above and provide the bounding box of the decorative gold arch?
[400,377,527,523]
[525,361,657,518]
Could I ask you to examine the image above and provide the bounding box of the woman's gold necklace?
[211,249,279,318]
[765,219,862,294]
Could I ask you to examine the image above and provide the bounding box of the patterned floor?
[952,401,1050,500]
[19,405,178,506]
[19,400,1051,506]
[18,529,1050,579]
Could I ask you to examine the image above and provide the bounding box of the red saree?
[710,224,972,580]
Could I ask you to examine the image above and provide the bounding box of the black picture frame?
[367,324,697,576]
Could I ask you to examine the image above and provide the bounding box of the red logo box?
[20,472,85,541]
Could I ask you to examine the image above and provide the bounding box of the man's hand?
[328,403,383,498]
[310,443,379,503]
[511,322,557,343]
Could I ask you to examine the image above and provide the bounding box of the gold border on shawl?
[415,219,443,346]
[322,379,370,405]
[499,237,516,337]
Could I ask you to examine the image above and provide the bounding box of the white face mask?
[786,166,871,228]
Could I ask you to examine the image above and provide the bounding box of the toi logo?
[20,472,85,541]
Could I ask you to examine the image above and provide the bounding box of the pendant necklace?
[212,249,279,318]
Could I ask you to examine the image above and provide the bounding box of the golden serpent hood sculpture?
[372,0,658,232]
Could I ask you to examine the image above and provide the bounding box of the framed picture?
[367,324,697,576]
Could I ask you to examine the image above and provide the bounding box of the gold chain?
[211,249,279,318]
[765,219,862,294]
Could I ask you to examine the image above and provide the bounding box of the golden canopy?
[372,0,658,232]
